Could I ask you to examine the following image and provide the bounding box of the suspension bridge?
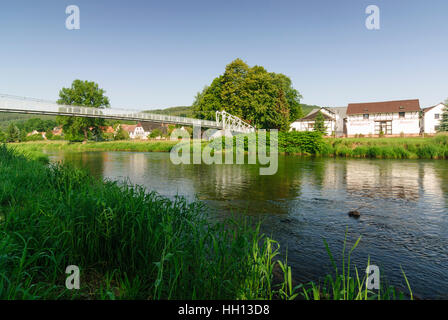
[0,94,255,134]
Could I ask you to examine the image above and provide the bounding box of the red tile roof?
[120,124,137,132]
[347,99,420,115]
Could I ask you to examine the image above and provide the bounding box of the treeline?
[0,118,59,143]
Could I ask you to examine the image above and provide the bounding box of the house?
[99,126,115,134]
[346,99,421,137]
[27,130,46,139]
[290,107,347,137]
[52,126,63,136]
[422,103,447,134]
[118,124,137,139]
[133,122,152,139]
[117,122,156,139]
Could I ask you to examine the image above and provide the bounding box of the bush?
[278,131,325,154]
[24,133,45,142]
[149,129,163,139]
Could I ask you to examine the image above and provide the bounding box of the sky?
[0,0,447,110]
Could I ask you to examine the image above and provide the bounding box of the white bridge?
[0,94,255,134]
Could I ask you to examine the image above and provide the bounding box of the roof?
[137,122,155,132]
[100,126,115,133]
[347,99,420,115]
[423,103,447,113]
[299,109,334,121]
[327,107,347,119]
[120,124,137,133]
[137,122,169,133]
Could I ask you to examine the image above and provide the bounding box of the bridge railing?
[0,94,220,129]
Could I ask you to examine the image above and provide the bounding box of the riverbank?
[0,145,294,299]
[323,134,448,159]
[9,132,448,160]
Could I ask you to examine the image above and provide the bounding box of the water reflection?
[47,151,448,298]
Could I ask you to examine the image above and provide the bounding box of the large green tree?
[193,59,302,130]
[57,80,110,141]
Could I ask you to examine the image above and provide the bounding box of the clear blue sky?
[0,0,447,110]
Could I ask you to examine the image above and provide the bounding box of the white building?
[346,99,421,137]
[132,122,152,139]
[290,107,347,137]
[422,103,447,134]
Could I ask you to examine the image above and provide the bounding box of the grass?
[321,134,448,159]
[294,229,413,300]
[9,140,179,153]
[0,145,296,300]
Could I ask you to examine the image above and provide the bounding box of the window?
[363,114,369,120]
[399,112,405,118]
[435,114,440,119]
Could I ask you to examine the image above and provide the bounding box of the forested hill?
[0,113,56,130]
[144,104,320,120]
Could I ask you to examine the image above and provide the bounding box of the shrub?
[24,133,45,142]
[416,144,439,159]
[278,131,325,154]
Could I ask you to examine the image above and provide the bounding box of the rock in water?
[348,210,360,218]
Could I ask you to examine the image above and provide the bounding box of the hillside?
[146,104,321,120]
[0,113,56,130]
[145,106,194,118]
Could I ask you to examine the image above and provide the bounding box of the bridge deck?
[0,94,221,129]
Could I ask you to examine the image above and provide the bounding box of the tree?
[149,128,162,139]
[438,102,448,132]
[313,112,327,135]
[6,123,20,142]
[45,129,54,140]
[193,59,302,130]
[57,80,110,142]
[114,127,130,141]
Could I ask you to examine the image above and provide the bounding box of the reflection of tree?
[53,152,106,179]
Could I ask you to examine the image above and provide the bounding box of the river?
[47,151,448,299]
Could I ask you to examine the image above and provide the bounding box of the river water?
[47,151,448,299]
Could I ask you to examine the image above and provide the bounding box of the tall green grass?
[10,140,178,153]
[0,145,292,299]
[325,133,448,159]
[294,230,413,300]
